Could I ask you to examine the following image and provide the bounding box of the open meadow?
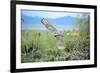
[21,29,90,63]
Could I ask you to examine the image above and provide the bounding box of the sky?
[21,10,89,31]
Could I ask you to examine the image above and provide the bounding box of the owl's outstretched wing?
[41,18,57,32]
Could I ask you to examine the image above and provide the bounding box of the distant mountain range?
[22,14,76,26]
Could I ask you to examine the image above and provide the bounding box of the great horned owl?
[41,18,65,49]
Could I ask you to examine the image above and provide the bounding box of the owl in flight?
[41,18,65,49]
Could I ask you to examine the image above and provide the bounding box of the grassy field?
[21,29,90,63]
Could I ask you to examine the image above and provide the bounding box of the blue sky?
[21,10,89,31]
